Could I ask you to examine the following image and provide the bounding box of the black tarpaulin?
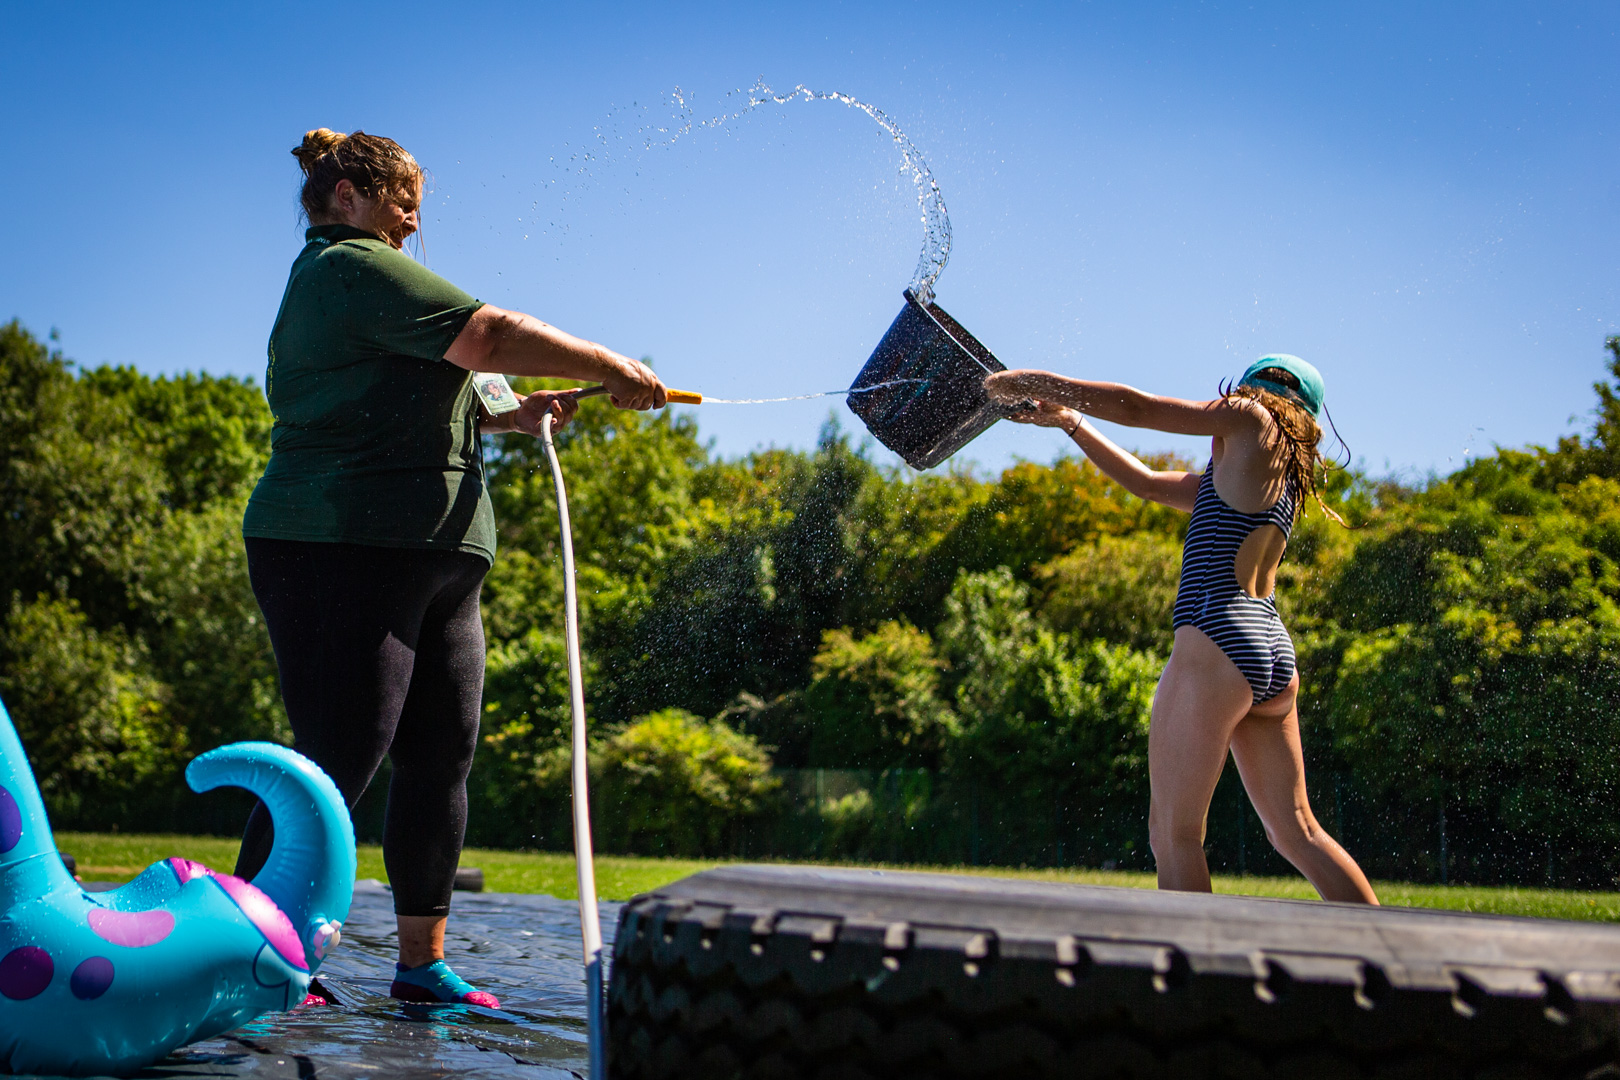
[122,882,615,1080]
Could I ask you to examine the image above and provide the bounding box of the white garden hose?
[539,412,606,1080]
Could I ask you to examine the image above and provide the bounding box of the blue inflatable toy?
[0,693,355,1076]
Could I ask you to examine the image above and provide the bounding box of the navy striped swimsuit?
[1172,464,1298,703]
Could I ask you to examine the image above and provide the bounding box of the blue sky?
[3,2,1616,477]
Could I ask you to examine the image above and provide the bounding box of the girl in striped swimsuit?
[987,357,1377,903]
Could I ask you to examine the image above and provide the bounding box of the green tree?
[927,457,1187,583]
[1037,533,1181,654]
[605,427,874,719]
[0,321,281,827]
[1539,336,1620,487]
[932,568,1160,865]
[485,377,709,632]
[0,322,167,625]
[0,595,184,826]
[803,620,958,769]
[78,366,272,511]
[123,503,286,751]
[939,568,1157,798]
[1310,451,1620,885]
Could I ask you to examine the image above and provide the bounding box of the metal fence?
[372,756,1582,888]
[732,766,1151,870]
[734,765,1532,886]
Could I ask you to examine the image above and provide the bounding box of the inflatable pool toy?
[0,692,355,1075]
[0,694,356,1076]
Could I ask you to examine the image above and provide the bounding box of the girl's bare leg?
[1148,627,1253,892]
[1229,687,1379,904]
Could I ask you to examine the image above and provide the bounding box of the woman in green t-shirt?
[237,128,666,1008]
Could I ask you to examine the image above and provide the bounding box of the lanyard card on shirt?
[472,372,521,415]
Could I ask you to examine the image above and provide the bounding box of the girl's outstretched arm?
[1007,401,1199,512]
[987,369,1249,437]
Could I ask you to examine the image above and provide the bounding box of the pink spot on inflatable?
[161,858,307,970]
[209,872,307,971]
[0,946,53,999]
[168,857,211,883]
[88,907,176,948]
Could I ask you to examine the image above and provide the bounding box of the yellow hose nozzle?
[568,385,702,406]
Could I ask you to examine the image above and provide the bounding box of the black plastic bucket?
[846,289,1015,470]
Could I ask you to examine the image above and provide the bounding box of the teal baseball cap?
[1239,354,1324,419]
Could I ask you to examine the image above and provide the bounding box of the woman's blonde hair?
[1221,370,1348,526]
[292,128,423,223]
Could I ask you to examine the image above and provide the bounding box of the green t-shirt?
[243,224,495,561]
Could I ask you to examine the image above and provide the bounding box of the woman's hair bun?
[292,127,422,224]
[292,128,348,173]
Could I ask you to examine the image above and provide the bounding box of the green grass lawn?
[52,832,1620,924]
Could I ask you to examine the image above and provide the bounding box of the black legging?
[235,537,488,917]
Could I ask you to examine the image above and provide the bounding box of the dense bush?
[1036,533,1181,655]
[590,708,778,856]
[802,620,956,769]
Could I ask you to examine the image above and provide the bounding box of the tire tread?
[608,866,1620,1079]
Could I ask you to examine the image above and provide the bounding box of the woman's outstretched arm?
[445,304,665,410]
[1008,400,1199,512]
[987,369,1247,438]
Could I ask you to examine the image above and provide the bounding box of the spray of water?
[697,377,927,405]
[643,80,953,300]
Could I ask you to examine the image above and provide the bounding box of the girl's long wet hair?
[1219,367,1350,527]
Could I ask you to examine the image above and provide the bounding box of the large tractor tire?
[607,865,1620,1079]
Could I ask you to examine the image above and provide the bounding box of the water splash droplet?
[648,80,952,296]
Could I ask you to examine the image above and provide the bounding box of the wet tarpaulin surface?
[121,882,616,1080]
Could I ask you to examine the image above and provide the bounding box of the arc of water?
[650,80,953,297]
[698,376,928,404]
